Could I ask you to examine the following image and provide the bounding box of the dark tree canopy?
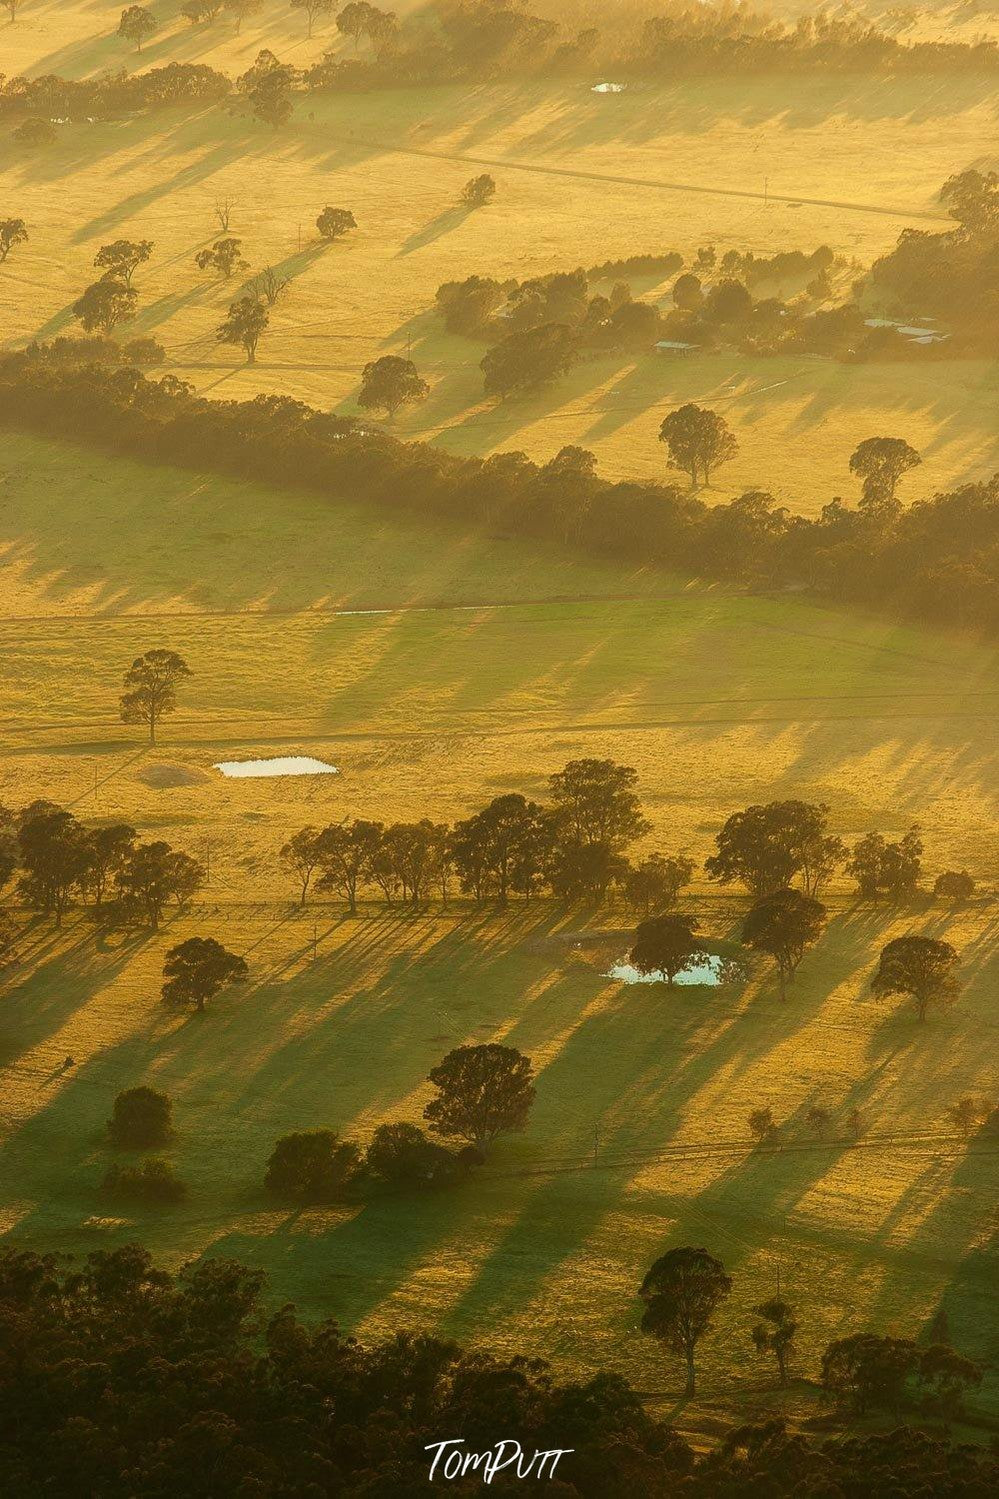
[94,238,153,287]
[357,354,428,419]
[265,1129,360,1201]
[118,5,157,50]
[849,436,921,515]
[706,800,841,897]
[316,205,357,241]
[629,913,705,986]
[481,321,578,398]
[659,403,738,486]
[741,888,827,1000]
[217,296,268,363]
[108,1087,173,1148]
[640,1246,732,1394]
[71,278,137,334]
[871,934,960,1022]
[423,1043,535,1153]
[161,937,247,1012]
[0,218,28,263]
[119,648,191,744]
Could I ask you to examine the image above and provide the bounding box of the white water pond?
[214,757,339,779]
[607,953,724,986]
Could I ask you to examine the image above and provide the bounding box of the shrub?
[264,1130,360,1202]
[365,1122,461,1187]
[102,1158,185,1202]
[933,870,975,900]
[108,1086,172,1148]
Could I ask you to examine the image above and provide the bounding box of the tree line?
[1,1238,993,1494]
[1,345,996,634]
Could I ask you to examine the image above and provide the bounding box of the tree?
[195,238,248,279]
[291,0,334,37]
[6,0,24,22]
[103,1158,185,1202]
[871,934,960,1022]
[706,800,839,898]
[945,1096,986,1137]
[265,1129,360,1201]
[917,1343,984,1424]
[117,842,204,929]
[751,1298,797,1384]
[741,888,826,1000]
[83,822,136,906]
[629,914,704,987]
[821,1333,918,1416]
[314,820,384,914]
[118,6,157,51]
[365,1123,460,1187]
[481,322,578,399]
[161,937,247,1013]
[549,758,650,852]
[806,1104,831,1139]
[748,1106,777,1144]
[280,826,323,906]
[848,437,921,515]
[93,238,153,288]
[639,1247,731,1395]
[704,278,751,324]
[624,854,694,916]
[119,649,191,744]
[659,403,737,487]
[13,119,56,148]
[337,0,379,48]
[450,795,544,905]
[462,174,496,207]
[423,1044,535,1154]
[217,296,268,364]
[934,869,974,901]
[672,272,702,310]
[252,265,289,305]
[18,808,89,927]
[225,0,262,32]
[357,355,428,420]
[940,167,999,238]
[315,206,356,242]
[71,278,137,335]
[108,1087,173,1147]
[214,196,235,232]
[0,218,27,263]
[845,826,922,902]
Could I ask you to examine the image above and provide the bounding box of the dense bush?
[264,1129,361,1202]
[101,1158,185,1203]
[107,1086,173,1148]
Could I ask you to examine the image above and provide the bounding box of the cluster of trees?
[2,802,204,931]
[2,342,998,634]
[280,759,672,908]
[2,1239,993,1495]
[639,1245,984,1420]
[864,168,999,349]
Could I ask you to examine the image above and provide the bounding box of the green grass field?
[1,435,998,1432]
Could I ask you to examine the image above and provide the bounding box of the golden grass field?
[1,432,998,1430]
[3,4,999,509]
[1,0,998,1434]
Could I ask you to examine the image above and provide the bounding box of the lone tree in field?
[871,934,960,1022]
[357,355,428,420]
[706,800,842,898]
[291,0,334,37]
[108,1086,173,1147]
[195,237,248,279]
[462,174,496,207]
[161,936,247,1013]
[640,1247,732,1395]
[659,403,737,487]
[316,206,357,242]
[225,0,262,33]
[71,278,137,334]
[217,296,268,363]
[424,1043,535,1155]
[6,0,25,24]
[848,437,920,515]
[94,238,153,288]
[118,5,157,51]
[946,1096,987,1137]
[751,1298,798,1385]
[742,888,827,1001]
[252,265,289,306]
[0,218,27,263]
[934,870,975,901]
[120,649,191,744]
[629,913,705,986]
